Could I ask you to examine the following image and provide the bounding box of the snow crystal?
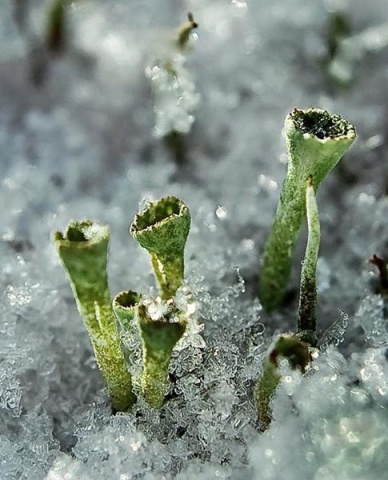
[146,52,200,138]
[1,0,388,479]
[354,294,387,346]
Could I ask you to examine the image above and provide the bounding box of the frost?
[318,310,349,350]
[146,54,200,138]
[316,257,331,293]
[249,347,388,480]
[354,294,387,346]
[0,372,22,417]
[174,286,206,350]
[1,0,388,479]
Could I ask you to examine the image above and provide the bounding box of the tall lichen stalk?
[254,106,359,427]
[255,176,325,429]
[54,196,192,412]
[259,108,356,312]
[53,221,135,412]
[298,177,320,339]
[128,197,190,407]
[254,334,311,430]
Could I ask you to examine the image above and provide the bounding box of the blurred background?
[1,1,388,479]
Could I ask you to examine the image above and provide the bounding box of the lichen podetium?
[254,334,311,430]
[130,196,191,300]
[53,221,135,412]
[113,290,141,332]
[112,290,141,366]
[113,272,188,411]
[297,177,320,343]
[259,108,356,312]
[136,297,186,409]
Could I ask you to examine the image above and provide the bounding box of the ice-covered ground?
[1,0,388,478]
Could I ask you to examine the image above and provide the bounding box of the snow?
[1,0,388,479]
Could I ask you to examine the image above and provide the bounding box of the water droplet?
[215,206,227,220]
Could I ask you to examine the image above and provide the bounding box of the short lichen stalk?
[297,177,320,342]
[254,357,280,429]
[130,196,191,300]
[254,334,311,431]
[136,299,186,408]
[112,290,142,363]
[53,221,135,412]
[259,108,356,311]
[113,289,188,410]
[113,290,141,331]
[113,196,192,409]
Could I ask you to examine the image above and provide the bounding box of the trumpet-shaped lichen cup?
[259,108,356,312]
[130,196,191,300]
[53,220,135,412]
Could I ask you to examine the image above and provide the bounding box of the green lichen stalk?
[130,196,191,300]
[53,220,135,412]
[254,358,280,430]
[298,178,320,338]
[254,334,311,430]
[113,290,141,331]
[113,290,141,364]
[137,298,186,408]
[259,108,356,311]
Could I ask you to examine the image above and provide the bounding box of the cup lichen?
[53,220,135,412]
[130,196,191,300]
[259,108,356,312]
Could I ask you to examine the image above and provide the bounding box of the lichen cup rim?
[285,107,357,143]
[113,290,141,310]
[130,196,189,235]
[53,220,109,248]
